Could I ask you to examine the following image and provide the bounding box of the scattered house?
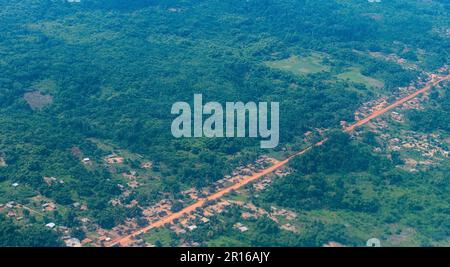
[58,226,70,234]
[82,158,91,164]
[96,228,108,236]
[324,241,345,247]
[241,212,256,220]
[110,199,120,206]
[238,226,249,232]
[42,202,57,212]
[168,7,182,13]
[233,222,249,232]
[11,182,19,188]
[127,181,140,189]
[0,157,6,167]
[403,142,415,149]
[122,171,136,180]
[390,112,404,122]
[7,210,16,217]
[43,176,57,186]
[233,222,244,228]
[181,188,200,200]
[140,162,153,169]
[281,224,298,233]
[97,236,109,245]
[404,158,418,167]
[105,154,125,164]
[187,225,197,231]
[81,238,93,246]
[45,222,56,229]
[172,226,187,235]
[203,210,213,217]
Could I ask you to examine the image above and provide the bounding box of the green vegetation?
[144,227,175,247]
[178,207,357,247]
[337,67,384,89]
[257,130,450,246]
[265,54,330,75]
[0,214,62,247]
[0,0,448,246]
[407,88,450,132]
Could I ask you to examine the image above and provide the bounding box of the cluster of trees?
[179,206,358,247]
[407,89,450,132]
[0,215,62,247]
[290,132,390,175]
[260,133,383,213]
[261,173,380,213]
[0,0,448,245]
[259,130,450,244]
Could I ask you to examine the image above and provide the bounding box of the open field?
[265,54,330,75]
[337,67,385,89]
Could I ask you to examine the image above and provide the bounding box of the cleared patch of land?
[0,157,6,167]
[23,91,53,110]
[337,67,384,89]
[265,54,330,75]
[144,228,173,247]
[27,20,119,45]
[266,54,384,90]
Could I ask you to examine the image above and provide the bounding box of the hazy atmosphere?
[0,0,449,249]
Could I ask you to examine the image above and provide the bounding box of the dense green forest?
[0,0,448,246]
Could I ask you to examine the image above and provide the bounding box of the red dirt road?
[344,75,450,132]
[108,74,449,247]
[108,146,315,247]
